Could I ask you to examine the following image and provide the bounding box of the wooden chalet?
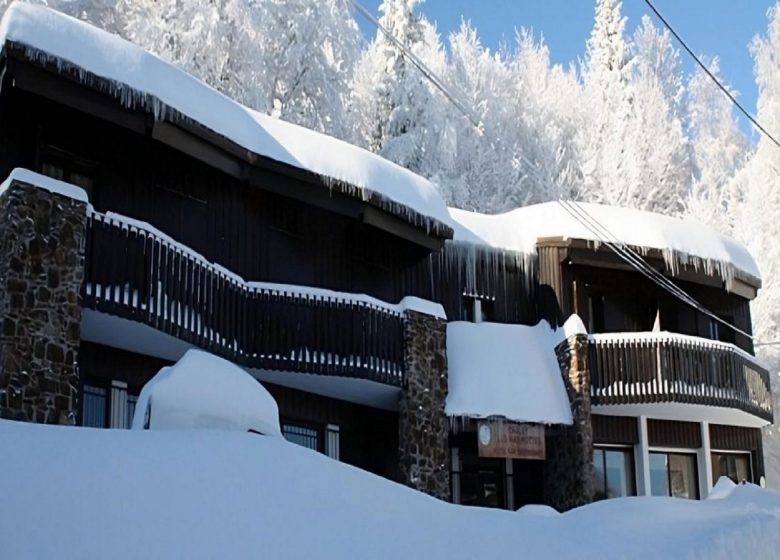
[0,4,772,511]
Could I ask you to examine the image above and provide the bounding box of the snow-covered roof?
[0,3,452,235]
[449,201,761,285]
[132,349,282,436]
[445,319,582,425]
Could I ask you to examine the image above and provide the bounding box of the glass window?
[282,423,320,451]
[711,453,751,484]
[126,394,139,429]
[593,447,635,500]
[650,452,698,499]
[82,384,107,428]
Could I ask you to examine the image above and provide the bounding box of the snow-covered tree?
[122,0,360,138]
[350,0,446,173]
[683,59,748,233]
[621,16,691,213]
[0,0,122,33]
[734,2,780,489]
[578,0,635,206]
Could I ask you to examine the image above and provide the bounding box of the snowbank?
[0,3,451,230]
[445,320,573,424]
[449,201,761,283]
[131,349,282,436]
[2,420,780,559]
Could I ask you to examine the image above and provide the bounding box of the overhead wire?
[349,0,758,343]
[642,0,780,151]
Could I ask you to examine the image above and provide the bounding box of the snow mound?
[0,167,89,202]
[449,201,760,284]
[2,420,780,559]
[0,3,451,230]
[445,320,573,425]
[131,349,281,436]
[708,477,738,500]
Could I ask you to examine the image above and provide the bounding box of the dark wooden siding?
[710,424,765,482]
[647,419,701,449]
[79,343,399,479]
[592,415,638,445]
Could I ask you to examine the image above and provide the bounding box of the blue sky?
[357,0,777,135]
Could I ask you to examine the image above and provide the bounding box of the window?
[463,296,494,323]
[82,384,108,428]
[711,452,751,484]
[650,452,698,499]
[282,423,321,451]
[127,393,139,429]
[593,447,635,500]
[38,145,96,199]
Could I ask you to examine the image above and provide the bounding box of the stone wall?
[545,334,594,511]
[0,181,87,424]
[398,310,451,501]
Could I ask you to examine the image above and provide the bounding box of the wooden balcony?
[589,333,773,423]
[82,211,405,386]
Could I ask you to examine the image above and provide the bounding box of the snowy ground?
[1,420,779,559]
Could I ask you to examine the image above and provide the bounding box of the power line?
[642,0,780,151]
[349,0,755,344]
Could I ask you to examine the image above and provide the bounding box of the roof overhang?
[1,43,452,252]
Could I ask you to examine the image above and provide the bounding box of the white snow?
[2,420,780,559]
[0,3,451,229]
[449,201,761,283]
[0,167,89,203]
[445,320,574,425]
[131,349,282,436]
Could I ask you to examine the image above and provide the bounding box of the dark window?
[82,384,108,428]
[463,296,494,323]
[127,393,139,429]
[709,315,736,345]
[38,145,97,199]
[711,452,751,484]
[456,452,506,509]
[593,447,636,500]
[650,452,699,499]
[282,423,321,451]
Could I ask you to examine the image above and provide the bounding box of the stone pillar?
[0,179,87,424]
[398,310,451,501]
[545,334,594,511]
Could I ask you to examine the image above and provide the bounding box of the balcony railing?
[82,211,405,386]
[589,333,773,423]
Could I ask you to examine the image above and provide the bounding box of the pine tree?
[579,0,634,206]
[683,59,748,233]
[350,0,445,173]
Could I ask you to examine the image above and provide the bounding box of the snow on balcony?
[449,201,760,285]
[445,319,583,425]
[0,3,451,233]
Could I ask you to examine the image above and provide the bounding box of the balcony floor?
[80,309,401,410]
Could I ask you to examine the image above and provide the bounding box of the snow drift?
[131,349,282,437]
[1,420,779,559]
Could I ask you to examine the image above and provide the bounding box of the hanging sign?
[477,421,546,460]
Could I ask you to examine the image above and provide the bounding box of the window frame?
[281,421,323,452]
[710,449,753,485]
[593,444,636,500]
[648,448,700,500]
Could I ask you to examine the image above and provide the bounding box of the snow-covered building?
[0,3,771,511]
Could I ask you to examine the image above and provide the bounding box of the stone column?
[0,179,87,424]
[545,333,594,511]
[398,310,451,501]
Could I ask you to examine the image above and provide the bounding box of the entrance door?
[458,452,506,509]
